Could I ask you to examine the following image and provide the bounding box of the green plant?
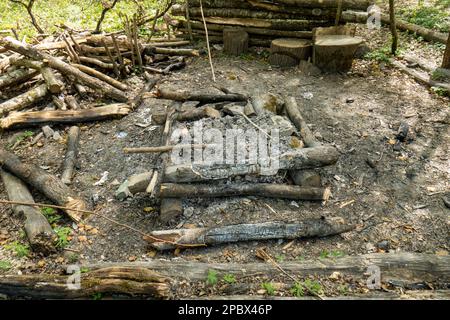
[302,279,323,296]
[365,47,392,63]
[222,274,236,284]
[80,267,90,273]
[275,254,285,263]
[5,241,30,258]
[0,261,12,271]
[54,226,72,248]
[431,86,448,97]
[290,282,304,297]
[206,269,218,286]
[431,69,449,81]
[398,4,450,33]
[68,253,79,264]
[261,282,275,296]
[320,250,345,259]
[338,284,349,295]
[41,207,62,224]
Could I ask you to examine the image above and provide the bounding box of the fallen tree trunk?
[201,17,333,31]
[0,68,39,89]
[0,104,131,129]
[124,144,206,154]
[0,148,88,222]
[144,46,200,57]
[177,106,221,121]
[164,145,339,182]
[156,88,247,103]
[0,83,48,117]
[0,37,128,102]
[72,63,128,91]
[0,169,56,254]
[84,252,450,284]
[145,219,355,250]
[61,126,80,185]
[78,56,114,70]
[160,183,331,201]
[0,267,169,299]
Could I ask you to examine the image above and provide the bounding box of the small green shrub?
[0,261,12,271]
[261,282,275,296]
[320,250,345,259]
[54,226,72,248]
[222,274,236,284]
[206,269,218,286]
[41,207,62,224]
[290,282,304,297]
[5,241,30,258]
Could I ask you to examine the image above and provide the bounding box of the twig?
[199,0,216,82]
[0,199,205,249]
[101,39,120,77]
[239,112,271,138]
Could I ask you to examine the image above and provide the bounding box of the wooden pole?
[442,33,450,69]
[389,0,398,55]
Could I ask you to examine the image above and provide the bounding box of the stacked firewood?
[172,0,371,46]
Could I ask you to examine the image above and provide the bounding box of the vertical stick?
[389,0,398,55]
[199,0,216,82]
[133,14,143,69]
[442,33,450,69]
[101,39,120,78]
[149,9,160,41]
[111,34,125,75]
[335,0,343,26]
[185,0,194,42]
[124,16,135,67]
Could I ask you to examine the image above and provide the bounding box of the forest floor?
[0,21,449,298]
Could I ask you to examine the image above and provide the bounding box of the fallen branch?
[146,219,355,250]
[72,63,128,91]
[0,83,48,117]
[156,87,247,103]
[61,126,80,185]
[0,68,39,89]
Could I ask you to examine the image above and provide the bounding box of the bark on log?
[0,104,131,130]
[64,95,80,110]
[269,38,312,67]
[313,35,363,72]
[145,219,354,250]
[0,148,88,222]
[164,145,339,182]
[201,17,333,31]
[0,68,39,89]
[78,56,114,70]
[181,33,273,47]
[124,144,207,154]
[442,33,450,69]
[0,83,48,117]
[84,252,450,285]
[0,37,128,102]
[41,67,64,94]
[160,198,184,224]
[61,126,80,185]
[160,183,331,201]
[72,63,128,91]
[224,28,249,56]
[0,267,169,299]
[178,20,313,39]
[187,0,371,11]
[0,169,56,254]
[144,46,200,57]
[156,88,248,103]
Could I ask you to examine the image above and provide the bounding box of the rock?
[271,115,296,137]
[115,180,131,201]
[128,171,153,194]
[290,170,322,187]
[53,131,62,141]
[354,44,371,59]
[376,240,390,252]
[42,125,54,138]
[223,104,245,116]
[346,98,355,104]
[180,101,200,111]
[443,196,450,209]
[396,122,410,142]
[244,102,256,117]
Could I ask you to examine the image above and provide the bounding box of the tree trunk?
[71,63,128,91]
[164,145,339,183]
[160,183,330,201]
[269,38,312,67]
[41,67,64,94]
[61,126,80,185]
[0,266,169,299]
[0,104,131,130]
[0,148,88,222]
[389,0,398,55]
[0,83,48,117]
[145,219,355,250]
[313,35,363,72]
[144,46,200,57]
[223,29,249,56]
[442,33,450,69]
[0,169,56,254]
[156,88,247,103]
[201,17,332,31]
[0,37,128,102]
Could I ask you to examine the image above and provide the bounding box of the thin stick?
[62,34,79,63]
[199,0,216,82]
[185,0,194,42]
[101,39,120,77]
[133,14,143,69]
[0,199,204,249]
[148,9,159,41]
[124,144,208,154]
[111,34,124,75]
[239,112,271,138]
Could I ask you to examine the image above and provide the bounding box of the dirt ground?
[0,23,449,299]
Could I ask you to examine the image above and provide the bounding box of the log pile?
[172,0,372,46]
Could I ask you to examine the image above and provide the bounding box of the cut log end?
[269,38,312,67]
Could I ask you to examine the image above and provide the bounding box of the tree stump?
[313,35,363,72]
[223,28,249,56]
[269,38,312,68]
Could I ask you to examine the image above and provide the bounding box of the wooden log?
[177,106,221,121]
[0,267,169,299]
[0,83,48,117]
[0,37,128,102]
[0,68,39,89]
[181,33,273,47]
[187,0,371,11]
[164,145,339,182]
[160,183,331,201]
[124,144,207,154]
[78,56,114,70]
[156,88,247,103]
[144,46,200,57]
[64,95,80,110]
[0,148,88,222]
[269,38,312,67]
[0,169,56,254]
[61,126,80,185]
[313,35,363,72]
[442,33,450,69]
[178,20,313,39]
[200,17,333,31]
[84,252,450,285]
[41,67,64,94]
[0,104,131,129]
[145,219,355,250]
[72,64,128,91]
[250,93,284,115]
[160,198,184,224]
[223,28,249,56]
